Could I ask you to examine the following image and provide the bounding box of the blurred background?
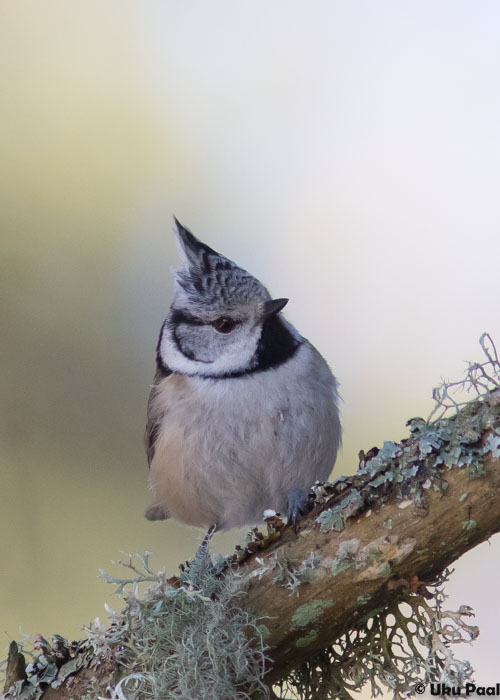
[1,0,500,694]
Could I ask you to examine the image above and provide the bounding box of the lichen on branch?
[3,336,500,700]
[274,570,478,700]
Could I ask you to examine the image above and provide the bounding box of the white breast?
[148,342,341,529]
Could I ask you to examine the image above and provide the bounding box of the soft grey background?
[2,2,499,695]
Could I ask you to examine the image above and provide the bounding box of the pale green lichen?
[316,491,364,533]
[92,552,268,700]
[462,519,477,531]
[314,337,500,551]
[299,529,312,538]
[363,441,402,473]
[485,433,500,458]
[276,570,478,700]
[467,461,486,480]
[2,551,269,700]
[338,539,360,556]
[316,509,344,533]
[355,536,416,583]
[250,550,323,595]
[459,493,468,502]
[357,560,392,581]
[291,600,334,630]
[383,518,393,529]
[256,624,271,642]
[331,535,417,583]
[357,594,372,605]
[331,558,351,576]
[296,630,318,648]
[331,539,359,577]
[5,338,497,700]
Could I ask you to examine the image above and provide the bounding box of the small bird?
[144,219,341,531]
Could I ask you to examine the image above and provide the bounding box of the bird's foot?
[287,488,314,532]
[181,524,223,589]
[197,523,217,555]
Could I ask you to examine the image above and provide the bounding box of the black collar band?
[156,313,301,380]
[196,315,301,379]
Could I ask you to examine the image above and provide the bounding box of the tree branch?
[4,389,500,700]
[243,397,500,683]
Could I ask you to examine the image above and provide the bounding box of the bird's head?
[157,219,294,378]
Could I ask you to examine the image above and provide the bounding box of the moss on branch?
[3,336,500,700]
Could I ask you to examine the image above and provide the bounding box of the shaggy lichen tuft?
[88,551,269,700]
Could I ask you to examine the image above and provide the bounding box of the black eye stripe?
[170,308,241,331]
[169,309,206,326]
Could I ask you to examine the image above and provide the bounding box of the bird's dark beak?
[261,298,289,322]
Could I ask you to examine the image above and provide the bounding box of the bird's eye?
[212,317,237,334]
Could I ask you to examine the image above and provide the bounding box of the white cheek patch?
[160,325,262,377]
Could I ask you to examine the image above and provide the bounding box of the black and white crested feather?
[173,218,270,313]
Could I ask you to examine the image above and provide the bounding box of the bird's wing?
[144,364,171,468]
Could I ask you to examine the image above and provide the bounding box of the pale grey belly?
[149,347,341,529]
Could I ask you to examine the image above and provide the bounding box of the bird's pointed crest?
[174,217,221,269]
[171,218,271,311]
